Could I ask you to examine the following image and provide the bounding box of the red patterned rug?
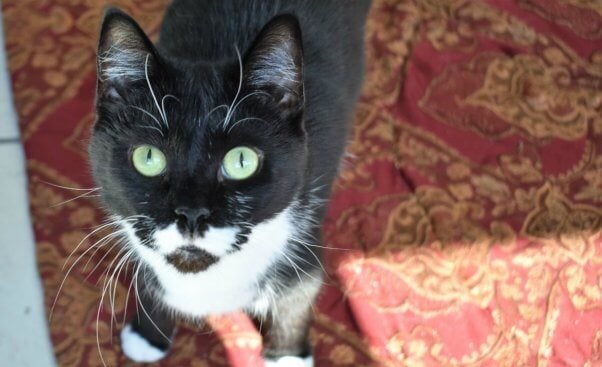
[4,0,602,366]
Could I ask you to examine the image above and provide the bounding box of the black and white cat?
[89,0,369,365]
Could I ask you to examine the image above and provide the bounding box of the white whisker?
[230,90,270,114]
[144,54,168,128]
[85,236,127,279]
[279,252,316,314]
[122,262,137,327]
[140,126,165,136]
[107,249,135,339]
[99,249,125,340]
[61,219,120,271]
[205,104,228,120]
[133,264,172,343]
[161,94,180,127]
[50,228,126,322]
[39,180,100,192]
[221,45,244,130]
[129,106,164,133]
[226,116,269,134]
[50,188,101,208]
[95,241,130,367]
[96,302,108,367]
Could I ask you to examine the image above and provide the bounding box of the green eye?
[132,145,166,177]
[221,146,260,180]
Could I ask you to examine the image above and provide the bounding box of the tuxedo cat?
[90,0,369,365]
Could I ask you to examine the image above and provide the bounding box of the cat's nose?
[174,206,211,227]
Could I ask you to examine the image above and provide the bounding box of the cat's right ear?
[244,15,304,119]
[96,8,158,101]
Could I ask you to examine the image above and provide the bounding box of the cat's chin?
[165,246,219,273]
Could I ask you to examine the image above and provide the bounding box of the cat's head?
[89,9,307,274]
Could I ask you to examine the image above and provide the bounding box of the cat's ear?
[244,15,304,117]
[96,8,158,100]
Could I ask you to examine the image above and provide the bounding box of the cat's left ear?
[96,8,160,100]
[244,15,304,118]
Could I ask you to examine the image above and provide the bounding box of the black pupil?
[146,148,152,163]
[239,152,244,167]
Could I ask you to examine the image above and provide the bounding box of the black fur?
[90,0,370,360]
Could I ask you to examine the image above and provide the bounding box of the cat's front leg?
[121,280,175,363]
[261,273,322,367]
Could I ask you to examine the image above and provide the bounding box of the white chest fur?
[124,207,294,317]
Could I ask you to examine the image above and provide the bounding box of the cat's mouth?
[165,246,219,273]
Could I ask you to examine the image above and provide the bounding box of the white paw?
[120,324,168,363]
[265,355,313,367]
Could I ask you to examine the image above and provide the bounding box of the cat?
[89,0,370,365]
